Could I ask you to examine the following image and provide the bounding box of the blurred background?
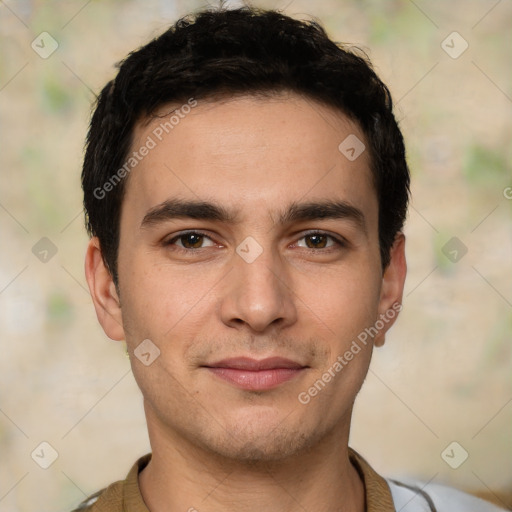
[0,0,511,510]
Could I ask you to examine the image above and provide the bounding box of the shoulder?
[69,480,124,511]
[387,478,508,512]
[69,453,152,512]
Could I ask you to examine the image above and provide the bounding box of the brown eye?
[166,231,216,250]
[297,232,343,250]
[305,234,329,249]
[179,233,205,248]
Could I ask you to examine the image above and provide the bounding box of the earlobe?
[374,233,407,347]
[84,237,125,341]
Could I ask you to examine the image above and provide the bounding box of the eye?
[166,231,216,250]
[163,230,345,253]
[295,232,345,250]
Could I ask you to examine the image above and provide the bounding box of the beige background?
[0,0,511,511]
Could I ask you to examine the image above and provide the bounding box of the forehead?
[123,93,376,227]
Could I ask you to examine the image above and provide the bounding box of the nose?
[219,244,297,333]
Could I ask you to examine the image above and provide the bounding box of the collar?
[90,448,395,511]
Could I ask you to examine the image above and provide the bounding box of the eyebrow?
[140,198,366,233]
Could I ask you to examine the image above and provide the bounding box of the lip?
[203,357,307,391]
[206,357,305,371]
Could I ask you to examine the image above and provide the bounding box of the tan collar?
[88,448,395,511]
[348,448,396,512]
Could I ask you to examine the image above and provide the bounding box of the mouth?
[202,357,308,391]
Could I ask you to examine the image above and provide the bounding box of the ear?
[84,237,125,341]
[373,233,407,347]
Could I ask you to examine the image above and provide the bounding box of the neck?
[139,413,365,512]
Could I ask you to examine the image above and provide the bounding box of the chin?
[195,413,324,464]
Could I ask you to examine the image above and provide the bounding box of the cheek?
[296,262,382,335]
[295,272,378,414]
[120,284,211,354]
[118,249,216,336]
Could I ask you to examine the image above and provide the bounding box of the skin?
[85,92,407,512]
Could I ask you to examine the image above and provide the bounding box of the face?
[86,93,406,463]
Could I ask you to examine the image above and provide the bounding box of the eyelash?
[164,230,346,254]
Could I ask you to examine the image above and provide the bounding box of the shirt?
[72,448,506,511]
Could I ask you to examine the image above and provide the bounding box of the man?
[76,6,505,512]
